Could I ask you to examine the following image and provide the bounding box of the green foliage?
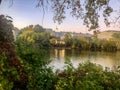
[33,24,45,32]
[16,25,51,49]
[61,33,118,51]
[16,40,56,90]
[1,14,120,90]
[55,61,120,90]
[1,46,120,90]
[0,14,28,89]
[112,33,120,40]
[16,24,119,51]
[0,15,14,42]
[22,50,53,89]
[50,37,57,46]
[0,54,21,90]
[64,33,73,47]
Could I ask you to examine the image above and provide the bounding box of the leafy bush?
[55,61,120,90]
[0,55,18,90]
[1,46,120,90]
[17,48,56,90]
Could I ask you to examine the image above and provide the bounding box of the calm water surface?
[48,49,120,70]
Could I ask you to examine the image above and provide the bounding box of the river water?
[49,49,120,70]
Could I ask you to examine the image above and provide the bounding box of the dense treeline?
[17,25,120,52]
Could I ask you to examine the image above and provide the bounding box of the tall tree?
[0,15,28,90]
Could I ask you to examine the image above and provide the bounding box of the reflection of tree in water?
[91,51,119,61]
[65,49,82,57]
[49,49,120,69]
[51,49,120,62]
[55,49,60,60]
[89,51,120,69]
[54,49,65,61]
[64,49,92,60]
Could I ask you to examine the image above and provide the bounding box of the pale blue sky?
[0,0,120,33]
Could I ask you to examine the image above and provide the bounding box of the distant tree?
[33,24,44,32]
[34,32,51,48]
[72,38,82,49]
[112,33,120,40]
[50,37,57,46]
[17,26,50,49]
[64,33,72,47]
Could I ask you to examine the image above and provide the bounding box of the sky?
[0,0,120,34]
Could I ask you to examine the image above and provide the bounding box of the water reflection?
[49,49,120,70]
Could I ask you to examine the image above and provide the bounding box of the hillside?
[97,30,120,40]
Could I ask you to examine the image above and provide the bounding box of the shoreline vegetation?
[1,48,120,90]
[13,24,120,89]
[0,15,120,89]
[16,24,120,52]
